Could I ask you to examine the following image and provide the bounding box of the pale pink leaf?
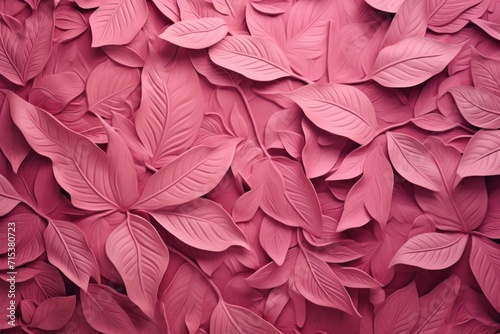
[374,281,419,334]
[135,50,203,168]
[470,48,500,96]
[208,35,294,81]
[89,0,148,47]
[102,29,148,68]
[54,5,87,42]
[383,0,427,47]
[411,113,458,132]
[448,86,500,129]
[386,132,443,191]
[86,60,141,118]
[246,248,297,289]
[259,216,292,266]
[134,141,238,210]
[457,130,500,177]
[369,37,463,88]
[80,284,136,334]
[210,302,282,334]
[427,0,482,33]
[411,275,460,334]
[332,266,382,289]
[294,247,360,316]
[285,84,378,145]
[469,236,500,313]
[29,296,76,331]
[44,219,100,292]
[159,18,228,49]
[149,198,249,252]
[390,233,468,270]
[105,213,169,318]
[152,0,180,22]
[365,0,405,13]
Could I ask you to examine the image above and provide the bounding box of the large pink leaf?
[386,132,442,191]
[383,0,427,47]
[44,219,100,292]
[374,281,419,334]
[294,247,360,316]
[469,236,500,313]
[470,48,500,96]
[368,37,462,87]
[210,302,282,334]
[414,137,487,232]
[285,84,378,145]
[149,198,249,252]
[135,50,203,168]
[457,130,500,177]
[89,0,148,47]
[390,232,468,270]
[105,213,169,318]
[86,60,141,118]
[134,141,238,210]
[259,216,292,266]
[411,275,460,334]
[7,92,126,211]
[0,1,54,85]
[159,18,228,49]
[29,296,76,331]
[208,35,294,81]
[80,284,136,334]
[448,86,500,129]
[161,263,217,334]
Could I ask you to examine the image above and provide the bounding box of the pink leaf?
[259,216,292,266]
[0,173,21,216]
[427,0,483,33]
[469,236,500,313]
[134,141,238,210]
[390,232,468,270]
[208,35,294,81]
[21,261,66,303]
[386,132,442,191]
[152,0,180,22]
[7,92,125,211]
[332,266,382,289]
[364,0,405,13]
[80,284,136,334]
[105,213,169,318]
[210,302,282,334]
[411,275,460,334]
[383,0,427,47]
[159,18,228,49]
[246,248,297,289]
[149,198,249,252]
[89,0,148,47]
[448,86,500,129]
[294,247,360,316]
[29,296,76,331]
[285,84,378,145]
[471,18,500,41]
[161,263,217,334]
[44,219,100,291]
[470,48,500,96]
[86,60,141,118]
[457,130,500,177]
[135,50,203,168]
[374,281,419,334]
[0,1,54,85]
[369,37,462,88]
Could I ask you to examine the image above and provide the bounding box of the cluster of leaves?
[0,0,500,333]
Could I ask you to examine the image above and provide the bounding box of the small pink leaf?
[149,198,249,252]
[374,281,419,334]
[105,213,169,318]
[457,130,500,177]
[246,248,297,289]
[294,247,360,316]
[210,302,282,334]
[470,48,500,96]
[383,0,427,47]
[469,236,500,313]
[332,266,382,289]
[81,284,136,334]
[44,219,100,291]
[387,132,442,191]
[134,141,238,210]
[365,0,405,13]
[89,0,148,47]
[208,35,294,81]
[259,216,292,266]
[369,37,462,88]
[448,86,500,129]
[285,84,378,145]
[29,296,76,331]
[390,233,468,270]
[159,18,228,49]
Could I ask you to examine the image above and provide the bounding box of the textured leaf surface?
[449,86,500,129]
[457,130,500,177]
[159,18,228,49]
[29,296,76,330]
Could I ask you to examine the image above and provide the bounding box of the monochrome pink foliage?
[0,0,499,333]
